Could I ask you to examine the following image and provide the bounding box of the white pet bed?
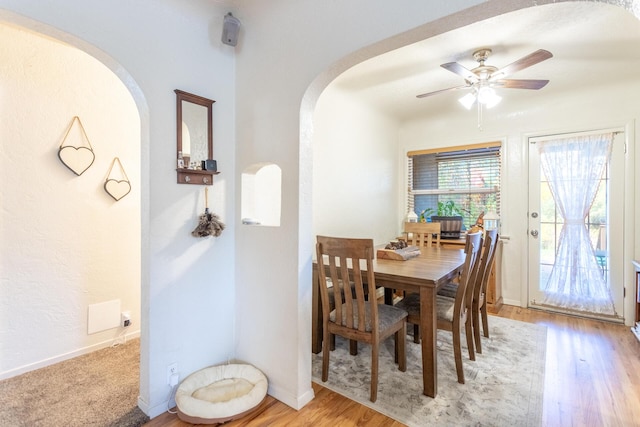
[175,363,268,425]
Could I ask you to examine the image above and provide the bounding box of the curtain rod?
[529,127,624,144]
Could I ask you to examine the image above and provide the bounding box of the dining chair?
[400,222,442,341]
[437,230,499,354]
[471,229,499,354]
[403,221,441,248]
[316,235,408,402]
[395,231,483,384]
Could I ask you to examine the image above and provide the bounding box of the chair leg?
[481,305,490,338]
[452,329,465,384]
[473,306,482,354]
[322,328,331,382]
[413,324,420,343]
[465,315,475,362]
[330,334,336,351]
[394,331,398,363]
[349,339,358,355]
[370,341,379,402]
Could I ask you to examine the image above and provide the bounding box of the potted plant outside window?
[425,201,464,239]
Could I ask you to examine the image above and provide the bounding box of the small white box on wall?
[87,299,121,334]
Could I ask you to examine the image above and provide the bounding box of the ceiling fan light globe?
[477,86,495,103]
[458,92,476,110]
[485,93,502,109]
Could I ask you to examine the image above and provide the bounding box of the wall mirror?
[175,89,218,185]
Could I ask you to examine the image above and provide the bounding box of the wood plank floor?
[144,306,640,426]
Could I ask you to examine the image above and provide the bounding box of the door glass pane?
[539,183,555,223]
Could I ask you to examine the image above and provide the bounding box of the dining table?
[311,244,467,398]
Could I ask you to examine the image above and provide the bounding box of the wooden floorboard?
[144,306,640,426]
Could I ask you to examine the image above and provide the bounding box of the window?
[408,142,501,229]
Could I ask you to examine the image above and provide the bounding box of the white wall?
[0,23,141,377]
[0,0,237,417]
[313,85,400,244]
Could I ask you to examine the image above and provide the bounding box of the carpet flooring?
[0,338,148,427]
[312,315,546,427]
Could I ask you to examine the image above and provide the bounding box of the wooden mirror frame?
[175,89,218,185]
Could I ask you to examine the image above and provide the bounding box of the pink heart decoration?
[58,146,95,176]
[104,179,131,201]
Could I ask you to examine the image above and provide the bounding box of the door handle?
[530,230,539,237]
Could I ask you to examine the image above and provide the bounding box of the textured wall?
[0,23,141,377]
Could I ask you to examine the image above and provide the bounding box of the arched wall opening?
[0,13,148,401]
[241,163,282,227]
[299,0,640,396]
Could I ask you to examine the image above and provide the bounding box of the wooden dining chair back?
[471,229,499,354]
[316,235,408,402]
[400,221,442,341]
[404,222,441,247]
[395,231,483,384]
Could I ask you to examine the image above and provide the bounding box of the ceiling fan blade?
[489,49,553,81]
[440,62,479,83]
[493,79,550,90]
[416,84,471,99]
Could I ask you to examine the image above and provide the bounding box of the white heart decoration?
[58,146,95,176]
[104,179,131,201]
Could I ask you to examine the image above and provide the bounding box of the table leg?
[384,287,393,305]
[420,286,437,397]
[312,266,321,354]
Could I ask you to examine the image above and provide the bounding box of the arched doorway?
[0,16,147,409]
[301,0,640,402]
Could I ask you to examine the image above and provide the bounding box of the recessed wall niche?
[241,163,281,227]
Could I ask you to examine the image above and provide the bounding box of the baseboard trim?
[267,383,315,410]
[0,330,140,380]
[139,395,170,419]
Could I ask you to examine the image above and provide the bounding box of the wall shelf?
[176,168,219,185]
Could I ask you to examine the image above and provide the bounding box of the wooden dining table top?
[370,246,466,289]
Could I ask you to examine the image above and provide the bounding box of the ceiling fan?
[416,48,552,129]
[416,48,553,104]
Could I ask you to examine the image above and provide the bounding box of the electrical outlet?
[121,311,131,327]
[167,363,178,385]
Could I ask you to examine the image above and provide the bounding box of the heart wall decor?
[104,157,131,201]
[57,116,95,176]
[104,179,131,201]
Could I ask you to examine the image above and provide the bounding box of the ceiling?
[331,2,640,122]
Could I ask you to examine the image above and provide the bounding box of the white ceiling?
[331,2,640,122]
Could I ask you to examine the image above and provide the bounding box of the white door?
[527,131,625,320]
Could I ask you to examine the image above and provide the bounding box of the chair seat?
[437,282,458,299]
[330,302,407,331]
[395,293,456,322]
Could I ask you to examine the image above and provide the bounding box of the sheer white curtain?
[538,133,615,315]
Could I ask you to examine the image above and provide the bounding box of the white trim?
[0,330,141,380]
[529,126,625,143]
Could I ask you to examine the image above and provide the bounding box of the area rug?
[312,316,546,427]
[0,338,148,427]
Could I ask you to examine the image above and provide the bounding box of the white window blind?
[408,143,501,229]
